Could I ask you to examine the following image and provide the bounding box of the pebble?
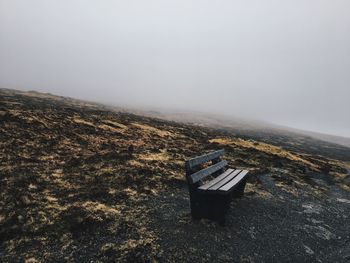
[303,245,314,255]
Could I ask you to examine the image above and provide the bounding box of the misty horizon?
[1,0,350,137]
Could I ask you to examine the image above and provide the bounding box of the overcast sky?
[1,0,349,137]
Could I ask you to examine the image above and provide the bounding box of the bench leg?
[189,192,231,225]
[232,178,247,198]
[189,191,204,220]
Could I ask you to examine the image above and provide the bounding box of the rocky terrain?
[0,88,349,262]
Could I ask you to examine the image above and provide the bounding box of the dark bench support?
[185,150,249,225]
[190,192,231,224]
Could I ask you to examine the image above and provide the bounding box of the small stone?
[25,258,39,263]
[336,198,350,204]
[304,245,314,255]
[21,195,31,205]
[157,250,164,258]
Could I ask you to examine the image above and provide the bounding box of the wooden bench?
[185,149,249,225]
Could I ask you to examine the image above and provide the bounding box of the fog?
[1,0,350,137]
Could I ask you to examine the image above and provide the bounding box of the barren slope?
[0,88,349,262]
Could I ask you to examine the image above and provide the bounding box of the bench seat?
[198,169,249,194]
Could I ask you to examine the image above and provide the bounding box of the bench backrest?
[185,149,227,184]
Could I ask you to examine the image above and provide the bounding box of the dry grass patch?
[72,117,96,128]
[275,182,300,197]
[210,137,318,170]
[79,201,121,217]
[102,120,128,129]
[126,159,145,168]
[132,123,173,137]
[98,124,125,133]
[98,120,128,133]
[139,149,170,161]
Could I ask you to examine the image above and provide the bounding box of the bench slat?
[186,149,224,171]
[218,170,249,192]
[198,169,234,191]
[189,160,227,184]
[208,169,242,191]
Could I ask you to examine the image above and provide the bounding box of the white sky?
[1,0,349,137]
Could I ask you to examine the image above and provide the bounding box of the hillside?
[0,88,349,262]
[123,107,350,160]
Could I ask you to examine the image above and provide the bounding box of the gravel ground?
[148,172,350,263]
